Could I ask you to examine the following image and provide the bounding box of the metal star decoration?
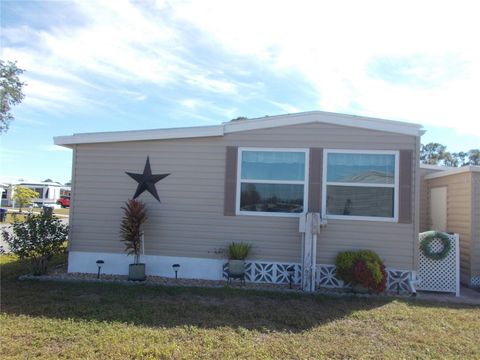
[126,157,170,202]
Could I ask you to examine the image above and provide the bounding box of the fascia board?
[54,125,224,146]
[424,165,480,179]
[224,111,422,136]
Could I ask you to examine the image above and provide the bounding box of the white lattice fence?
[471,276,480,288]
[417,232,459,296]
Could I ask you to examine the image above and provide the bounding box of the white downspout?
[311,232,317,290]
[300,212,321,292]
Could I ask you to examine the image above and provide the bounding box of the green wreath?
[420,231,451,260]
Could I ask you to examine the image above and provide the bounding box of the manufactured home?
[1,180,70,207]
[55,111,423,290]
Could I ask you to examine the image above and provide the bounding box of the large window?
[237,149,308,216]
[323,150,399,221]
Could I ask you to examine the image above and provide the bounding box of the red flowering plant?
[335,250,387,293]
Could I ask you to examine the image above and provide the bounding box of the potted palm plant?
[227,242,251,279]
[120,199,148,281]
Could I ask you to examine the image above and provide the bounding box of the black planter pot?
[129,263,146,281]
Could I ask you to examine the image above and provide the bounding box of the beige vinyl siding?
[472,173,480,277]
[69,122,418,270]
[425,172,473,283]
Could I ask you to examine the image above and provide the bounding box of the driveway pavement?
[417,286,480,305]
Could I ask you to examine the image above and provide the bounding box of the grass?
[2,208,69,223]
[32,207,70,216]
[1,255,479,359]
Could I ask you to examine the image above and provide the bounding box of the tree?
[454,151,468,166]
[13,186,38,212]
[1,60,26,133]
[2,212,69,275]
[421,143,480,167]
[442,152,459,167]
[420,143,447,165]
[468,149,480,165]
[43,179,53,183]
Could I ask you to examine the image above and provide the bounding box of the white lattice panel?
[315,264,413,293]
[223,261,302,284]
[471,276,480,288]
[316,264,344,288]
[417,232,459,296]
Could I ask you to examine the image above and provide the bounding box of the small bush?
[227,242,251,260]
[334,251,357,284]
[335,250,387,292]
[2,212,69,275]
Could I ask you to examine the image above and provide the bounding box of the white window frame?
[236,147,309,217]
[322,149,399,222]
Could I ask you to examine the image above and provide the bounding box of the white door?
[430,187,447,231]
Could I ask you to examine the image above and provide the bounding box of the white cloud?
[2,0,239,113]
[178,98,238,119]
[269,101,300,114]
[179,99,204,109]
[173,0,480,135]
[46,145,71,152]
[185,75,237,94]
[3,0,479,136]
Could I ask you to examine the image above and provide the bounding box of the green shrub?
[2,212,69,275]
[335,251,357,283]
[356,250,384,284]
[227,242,251,260]
[335,249,387,292]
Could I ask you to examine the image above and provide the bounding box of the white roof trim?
[224,111,422,136]
[54,110,423,147]
[420,164,457,171]
[54,125,224,147]
[424,165,480,179]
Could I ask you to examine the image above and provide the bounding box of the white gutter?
[424,165,480,180]
[420,164,457,171]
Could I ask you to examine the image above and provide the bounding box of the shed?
[421,166,480,287]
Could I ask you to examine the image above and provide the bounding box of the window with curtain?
[324,151,398,219]
[238,149,307,215]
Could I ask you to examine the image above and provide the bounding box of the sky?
[1,0,479,184]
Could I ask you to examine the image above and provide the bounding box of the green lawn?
[32,207,70,216]
[2,208,69,223]
[1,255,479,359]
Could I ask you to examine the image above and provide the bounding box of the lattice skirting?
[222,261,413,292]
[315,264,413,293]
[223,261,302,284]
[471,276,480,288]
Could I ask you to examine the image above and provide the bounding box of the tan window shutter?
[398,150,413,223]
[308,148,323,213]
[224,146,238,216]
